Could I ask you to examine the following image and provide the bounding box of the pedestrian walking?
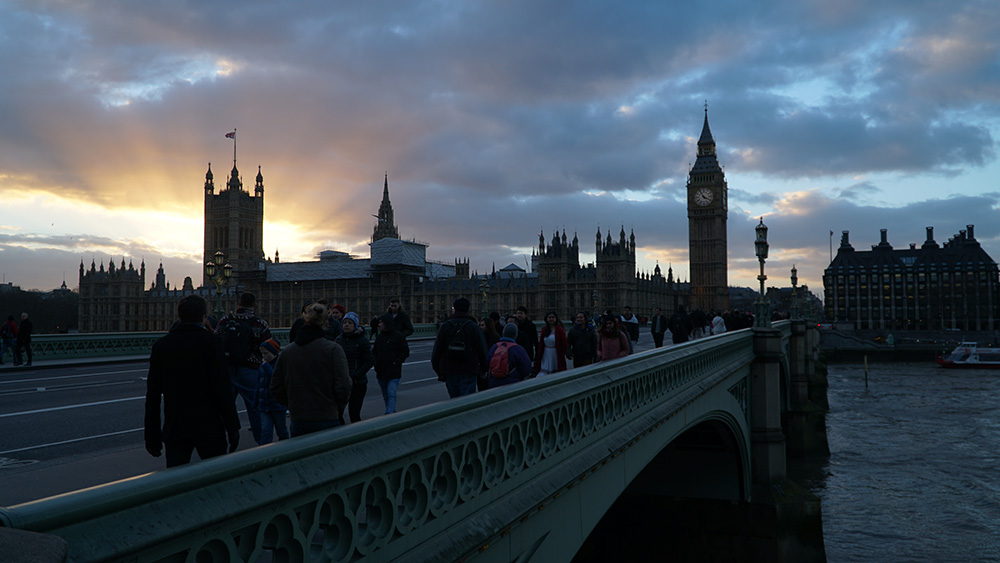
[270,302,351,437]
[14,312,32,366]
[486,323,532,388]
[337,312,374,423]
[567,312,598,368]
[432,298,488,398]
[144,295,240,468]
[649,307,669,348]
[256,338,289,444]
[0,315,16,365]
[533,311,568,376]
[596,314,631,362]
[373,313,409,414]
[214,292,271,445]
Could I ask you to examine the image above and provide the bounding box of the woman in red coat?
[534,311,568,376]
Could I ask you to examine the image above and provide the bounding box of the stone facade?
[823,226,1000,330]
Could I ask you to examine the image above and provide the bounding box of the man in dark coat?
[14,312,33,366]
[145,295,240,468]
[668,305,694,345]
[387,297,414,339]
[515,306,538,361]
[432,297,488,398]
[373,312,410,414]
[649,307,670,348]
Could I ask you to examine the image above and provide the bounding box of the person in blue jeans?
[214,292,271,445]
[256,338,289,444]
[373,313,409,414]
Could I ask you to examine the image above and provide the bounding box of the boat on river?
[937,342,1000,368]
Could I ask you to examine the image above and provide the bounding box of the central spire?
[372,172,400,243]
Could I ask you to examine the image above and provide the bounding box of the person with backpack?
[373,312,409,414]
[668,305,694,345]
[431,297,488,398]
[596,314,632,362]
[486,323,532,388]
[214,292,272,445]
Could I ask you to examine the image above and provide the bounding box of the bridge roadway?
[0,322,823,562]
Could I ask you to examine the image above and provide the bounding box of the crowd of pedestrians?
[143,292,756,469]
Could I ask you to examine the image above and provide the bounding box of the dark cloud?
[1,0,999,293]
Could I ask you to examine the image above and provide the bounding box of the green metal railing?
[26,324,449,361]
[0,328,777,562]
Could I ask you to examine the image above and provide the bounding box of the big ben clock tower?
[687,106,729,312]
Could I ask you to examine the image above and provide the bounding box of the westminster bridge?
[0,321,827,562]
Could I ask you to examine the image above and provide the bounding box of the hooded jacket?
[270,324,351,422]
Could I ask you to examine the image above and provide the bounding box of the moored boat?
[937,342,1000,368]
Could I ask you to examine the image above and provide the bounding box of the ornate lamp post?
[478,278,490,320]
[205,251,233,319]
[754,217,771,328]
[790,264,799,320]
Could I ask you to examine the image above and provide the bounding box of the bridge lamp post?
[790,264,799,320]
[478,278,490,320]
[754,217,771,328]
[205,251,233,319]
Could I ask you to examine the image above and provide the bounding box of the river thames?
[789,361,1000,561]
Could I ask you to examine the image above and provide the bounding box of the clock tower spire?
[687,103,729,312]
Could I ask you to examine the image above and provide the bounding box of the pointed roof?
[698,104,715,146]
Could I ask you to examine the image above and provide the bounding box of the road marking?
[0,380,139,397]
[0,369,146,385]
[401,376,439,385]
[0,456,39,468]
[0,396,144,418]
[0,428,142,455]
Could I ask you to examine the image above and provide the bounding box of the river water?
[789,362,1000,562]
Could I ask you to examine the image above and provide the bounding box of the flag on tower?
[225,131,236,139]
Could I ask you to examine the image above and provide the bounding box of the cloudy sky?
[1,1,998,299]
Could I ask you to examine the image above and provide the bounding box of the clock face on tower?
[694,188,714,206]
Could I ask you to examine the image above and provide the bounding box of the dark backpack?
[489,341,513,378]
[445,319,473,358]
[222,319,254,367]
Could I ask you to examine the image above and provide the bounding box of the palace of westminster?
[78,111,995,333]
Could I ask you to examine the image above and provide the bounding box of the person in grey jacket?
[270,302,351,437]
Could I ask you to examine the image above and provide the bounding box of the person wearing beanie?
[373,312,409,414]
[270,302,352,437]
[431,297,488,398]
[256,338,289,443]
[336,311,374,423]
[486,321,532,388]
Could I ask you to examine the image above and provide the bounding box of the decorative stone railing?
[0,327,773,562]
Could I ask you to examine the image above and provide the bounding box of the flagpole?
[232,128,237,167]
[829,230,833,262]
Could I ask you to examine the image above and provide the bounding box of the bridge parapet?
[1,329,770,562]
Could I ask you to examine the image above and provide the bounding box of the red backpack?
[489,342,513,378]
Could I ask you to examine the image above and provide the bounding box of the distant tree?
[0,287,78,334]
